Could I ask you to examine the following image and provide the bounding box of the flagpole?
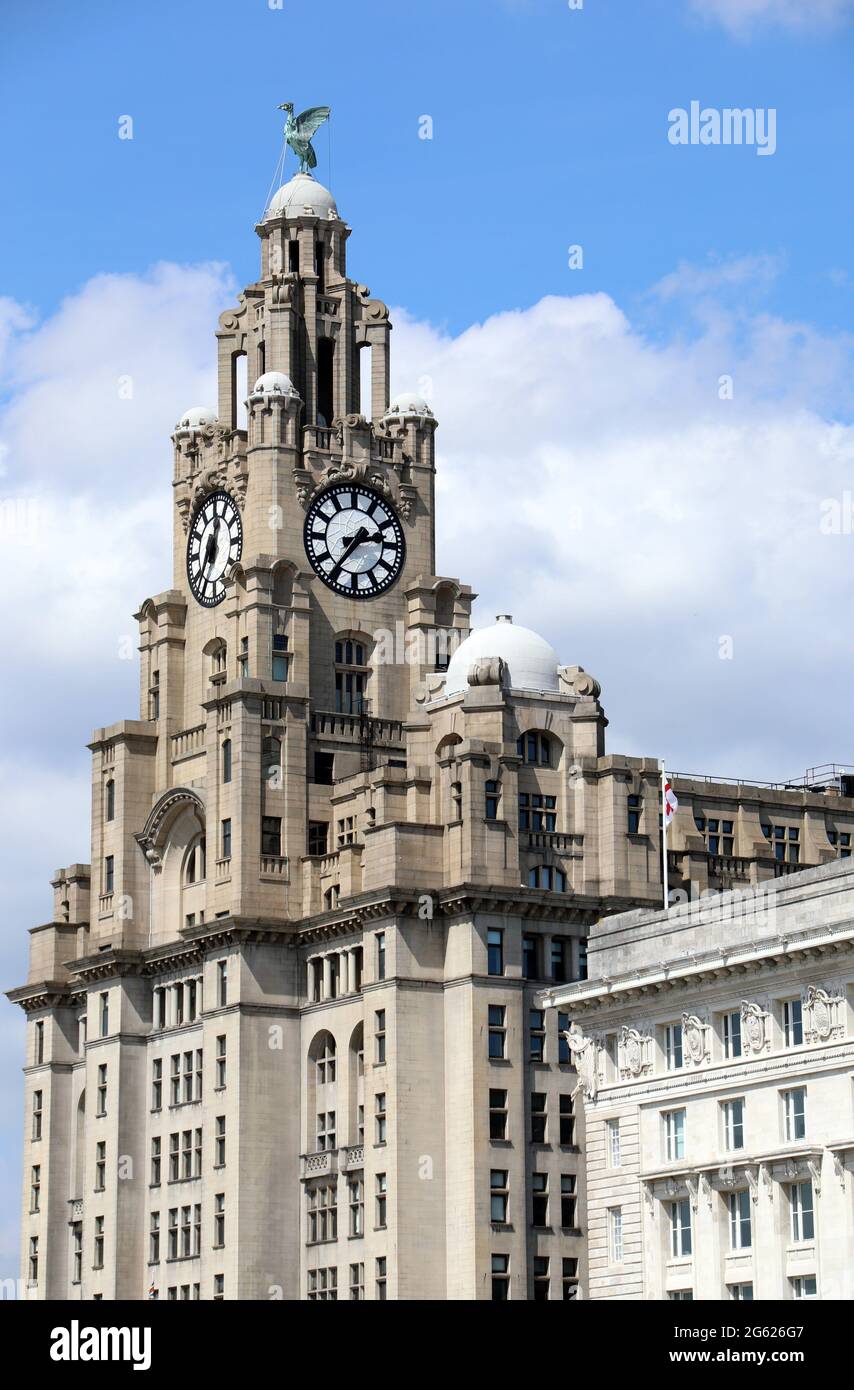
[660,759,669,911]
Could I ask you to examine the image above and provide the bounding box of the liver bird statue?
[278,103,331,173]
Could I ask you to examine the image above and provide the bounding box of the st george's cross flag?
[663,780,678,825]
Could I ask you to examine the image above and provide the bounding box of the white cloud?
[651,253,784,302]
[690,0,854,38]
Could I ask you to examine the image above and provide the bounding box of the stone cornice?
[539,921,854,1014]
[5,982,85,1011]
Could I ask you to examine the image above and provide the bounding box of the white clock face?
[187,491,243,607]
[304,484,405,598]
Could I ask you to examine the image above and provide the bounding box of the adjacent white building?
[540,860,854,1301]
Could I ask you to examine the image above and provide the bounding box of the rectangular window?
[627,793,641,834]
[729,1190,752,1250]
[95,1140,106,1192]
[261,816,281,856]
[375,1172,387,1229]
[722,1010,742,1059]
[723,1098,745,1151]
[104,856,114,895]
[35,1020,44,1065]
[194,1128,202,1178]
[562,1257,579,1301]
[349,1262,365,1301]
[609,1207,623,1263]
[790,1181,815,1242]
[376,1257,387,1301]
[664,1109,686,1161]
[550,937,570,984]
[180,1205,192,1258]
[32,1090,43,1140]
[491,1253,510,1302]
[529,1009,546,1062]
[558,1011,571,1063]
[559,1094,575,1146]
[375,1092,387,1145]
[375,1009,386,1064]
[313,751,334,785]
[664,1024,683,1071]
[217,960,228,1007]
[99,991,109,1038]
[316,1111,336,1151]
[485,779,500,820]
[730,1283,754,1301]
[530,1092,546,1144]
[489,1089,508,1141]
[195,1048,203,1100]
[169,1132,179,1183]
[487,928,504,976]
[532,1173,548,1227]
[490,1170,509,1225]
[271,633,289,682]
[523,935,538,980]
[30,1164,41,1213]
[216,1035,226,1088]
[182,1050,193,1104]
[670,1198,692,1257]
[791,1275,818,1299]
[93,1216,105,1270]
[376,932,386,981]
[28,1235,38,1283]
[214,1194,225,1248]
[533,1255,550,1301]
[221,819,232,860]
[608,1118,622,1168]
[308,821,328,856]
[72,1225,82,1284]
[560,1175,577,1229]
[170,1054,180,1106]
[783,1086,807,1142]
[215,1115,226,1167]
[488,1005,507,1059]
[783,998,803,1048]
[96,1064,107,1117]
[349,1179,364,1237]
[151,1058,162,1110]
[151,1136,161,1186]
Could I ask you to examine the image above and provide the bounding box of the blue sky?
[2,0,854,1282]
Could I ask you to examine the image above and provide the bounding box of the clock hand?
[330,526,369,579]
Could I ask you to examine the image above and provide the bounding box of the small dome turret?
[250,371,297,400]
[384,391,434,420]
[444,616,560,697]
[175,405,218,435]
[264,172,338,221]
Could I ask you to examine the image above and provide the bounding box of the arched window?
[528,864,567,893]
[221,740,232,784]
[316,1035,336,1085]
[209,640,227,681]
[334,638,369,714]
[185,837,207,885]
[517,731,554,767]
[105,780,115,822]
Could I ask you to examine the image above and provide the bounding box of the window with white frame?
[669,1199,692,1258]
[609,1207,623,1263]
[722,1010,742,1059]
[722,1098,745,1151]
[789,1181,815,1242]
[790,1275,818,1299]
[490,1170,509,1225]
[608,1118,621,1168]
[729,1282,753,1300]
[728,1190,752,1250]
[664,1109,686,1162]
[664,1023,683,1071]
[782,997,804,1048]
[782,1086,806,1142]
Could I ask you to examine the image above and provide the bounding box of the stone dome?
[444,616,560,697]
[264,172,338,221]
[384,391,434,419]
[250,371,296,399]
[175,405,217,433]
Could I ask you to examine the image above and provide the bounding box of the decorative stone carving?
[467,657,505,690]
[745,1166,760,1204]
[618,1025,651,1079]
[293,469,315,506]
[564,1022,598,1102]
[807,1155,823,1197]
[398,484,418,521]
[805,985,843,1043]
[685,1174,700,1212]
[681,1012,707,1065]
[741,1000,768,1054]
[558,665,602,699]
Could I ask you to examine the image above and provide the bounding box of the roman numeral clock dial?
[304,484,405,597]
[186,491,243,607]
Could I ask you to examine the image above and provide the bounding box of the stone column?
[322,955,332,1001]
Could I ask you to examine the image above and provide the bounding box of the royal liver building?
[11,122,854,1301]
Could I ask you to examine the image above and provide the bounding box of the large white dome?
[444,616,560,696]
[250,371,296,399]
[264,172,338,221]
[384,391,434,419]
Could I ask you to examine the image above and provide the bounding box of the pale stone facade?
[541,860,854,1301]
[9,159,854,1301]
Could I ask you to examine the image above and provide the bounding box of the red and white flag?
[663,780,678,826]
